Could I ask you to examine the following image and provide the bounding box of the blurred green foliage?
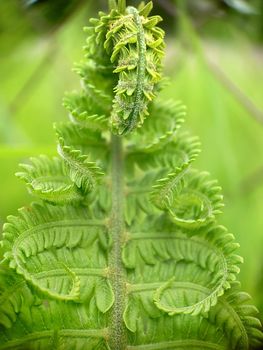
[0,0,262,316]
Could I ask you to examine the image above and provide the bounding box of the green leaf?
[125,282,262,350]
[151,168,224,229]
[95,278,115,313]
[0,1,262,349]
[126,99,186,153]
[1,203,108,302]
[63,91,110,131]
[55,123,105,193]
[123,296,139,332]
[0,267,35,328]
[16,155,84,205]
[123,225,243,317]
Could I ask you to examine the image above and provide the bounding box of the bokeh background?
[1,0,263,317]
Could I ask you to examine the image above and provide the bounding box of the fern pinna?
[0,1,262,349]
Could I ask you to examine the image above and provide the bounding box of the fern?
[0,1,262,349]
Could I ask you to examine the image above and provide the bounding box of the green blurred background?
[0,0,263,316]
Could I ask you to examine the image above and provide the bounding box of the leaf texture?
[0,1,262,350]
[123,224,242,316]
[55,123,105,193]
[151,168,224,229]
[63,91,109,131]
[124,282,263,350]
[126,99,186,153]
[16,155,84,205]
[1,203,112,304]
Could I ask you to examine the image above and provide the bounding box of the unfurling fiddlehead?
[0,1,262,350]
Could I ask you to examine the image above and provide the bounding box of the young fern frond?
[55,123,105,193]
[0,1,262,349]
[16,156,84,205]
[151,167,224,229]
[95,2,165,134]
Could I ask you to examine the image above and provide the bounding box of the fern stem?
[109,135,127,349]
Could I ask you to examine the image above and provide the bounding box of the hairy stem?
[109,135,127,349]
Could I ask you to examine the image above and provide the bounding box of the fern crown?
[0,1,262,349]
